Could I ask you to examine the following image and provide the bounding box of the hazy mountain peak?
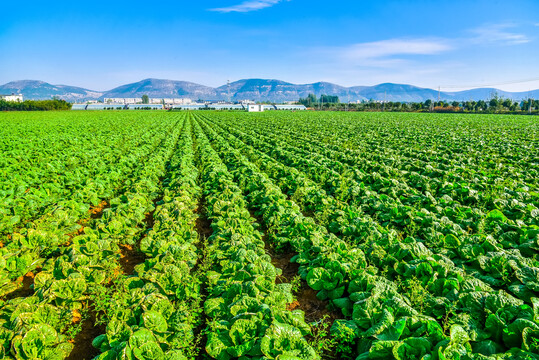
[1,78,537,102]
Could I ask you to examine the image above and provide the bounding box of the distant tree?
[320,94,339,104]
[142,95,149,104]
[501,99,512,110]
[0,99,71,111]
[489,98,499,110]
[476,102,483,111]
[298,93,318,107]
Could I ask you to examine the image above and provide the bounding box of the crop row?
[208,114,539,301]
[193,118,318,359]
[195,113,539,359]
[0,114,186,359]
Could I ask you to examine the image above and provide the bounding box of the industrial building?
[104,97,193,105]
[171,104,206,110]
[0,94,23,102]
[208,104,245,110]
[127,104,164,110]
[71,102,306,111]
[274,105,307,111]
[87,104,125,110]
[247,104,306,112]
[72,104,163,110]
[104,98,140,104]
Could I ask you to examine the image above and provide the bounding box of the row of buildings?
[102,98,261,106]
[72,103,307,111]
[103,98,195,105]
[0,94,23,102]
[1,93,306,111]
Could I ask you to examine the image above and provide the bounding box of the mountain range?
[1,78,538,103]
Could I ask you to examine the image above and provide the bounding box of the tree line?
[0,99,72,111]
[297,93,539,114]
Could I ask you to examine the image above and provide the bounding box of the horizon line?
[2,77,539,94]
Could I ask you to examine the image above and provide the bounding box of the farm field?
[0,110,538,360]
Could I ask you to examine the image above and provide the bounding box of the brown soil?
[195,200,213,239]
[118,244,146,276]
[116,195,161,276]
[90,200,110,219]
[67,307,106,360]
[272,251,300,284]
[290,284,340,324]
[4,270,39,300]
[65,225,86,244]
[66,200,110,241]
[300,208,315,219]
[194,198,211,360]
[254,209,341,328]
[144,210,155,230]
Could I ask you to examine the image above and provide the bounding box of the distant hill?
[2,78,538,103]
[216,79,368,102]
[103,78,217,100]
[0,80,103,102]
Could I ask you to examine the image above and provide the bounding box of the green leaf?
[132,340,165,360]
[522,327,539,352]
[444,234,460,248]
[449,325,469,345]
[142,311,168,333]
[375,318,406,341]
[368,340,399,359]
[206,333,233,360]
[472,340,503,356]
[20,324,58,359]
[106,318,132,348]
[331,320,359,341]
[229,318,258,346]
[306,268,329,291]
[129,328,157,350]
[486,209,506,222]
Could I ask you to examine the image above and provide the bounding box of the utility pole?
[438,86,441,103]
[383,91,386,112]
[227,80,231,103]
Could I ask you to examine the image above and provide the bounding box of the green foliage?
[0,99,71,111]
[0,111,538,360]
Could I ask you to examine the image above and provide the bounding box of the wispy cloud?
[470,24,530,45]
[210,0,286,13]
[310,38,452,69]
[341,38,452,61]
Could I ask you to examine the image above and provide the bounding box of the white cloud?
[210,0,286,13]
[308,38,452,69]
[341,38,452,62]
[470,24,529,45]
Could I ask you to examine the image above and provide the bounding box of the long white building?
[104,97,193,105]
[104,98,140,104]
[0,94,23,102]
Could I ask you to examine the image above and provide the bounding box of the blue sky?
[1,0,538,91]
